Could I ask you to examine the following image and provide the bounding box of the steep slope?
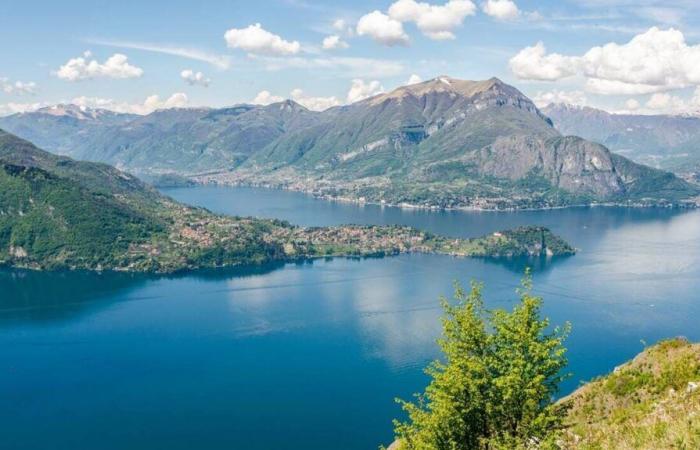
[388,338,700,450]
[224,77,699,209]
[0,130,572,272]
[0,101,322,176]
[0,104,136,157]
[543,103,700,180]
[560,338,700,449]
[250,77,556,175]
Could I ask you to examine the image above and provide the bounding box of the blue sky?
[2,0,700,115]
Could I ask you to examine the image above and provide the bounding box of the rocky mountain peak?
[368,76,513,105]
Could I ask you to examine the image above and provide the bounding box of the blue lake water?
[2,185,700,450]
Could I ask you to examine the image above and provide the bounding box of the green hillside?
[0,130,574,272]
[561,338,700,449]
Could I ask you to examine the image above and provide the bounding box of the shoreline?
[179,178,700,212]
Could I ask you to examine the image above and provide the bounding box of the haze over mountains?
[543,103,700,182]
[1,76,698,209]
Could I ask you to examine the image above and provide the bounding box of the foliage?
[561,338,700,449]
[393,274,570,449]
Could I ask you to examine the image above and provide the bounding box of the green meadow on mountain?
[2,77,698,209]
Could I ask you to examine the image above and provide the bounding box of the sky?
[2,0,700,116]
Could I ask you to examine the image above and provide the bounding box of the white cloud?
[584,79,665,95]
[356,11,409,46]
[642,92,695,114]
[87,39,232,70]
[290,88,341,111]
[251,90,284,105]
[388,0,476,40]
[250,79,384,111]
[55,53,143,81]
[625,98,640,110]
[482,0,519,20]
[224,23,300,56]
[347,79,384,103]
[0,77,37,95]
[406,74,423,85]
[533,90,587,108]
[331,18,355,37]
[180,69,210,87]
[333,19,347,31]
[509,42,578,81]
[510,28,700,96]
[580,27,700,94]
[322,35,349,50]
[71,93,188,115]
[0,101,49,116]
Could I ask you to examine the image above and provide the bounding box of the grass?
[559,338,700,450]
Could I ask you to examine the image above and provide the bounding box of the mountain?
[0,129,570,271]
[560,338,700,449]
[0,101,322,176]
[2,77,698,209]
[542,103,700,181]
[0,104,136,157]
[228,77,699,209]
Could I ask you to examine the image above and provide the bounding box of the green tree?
[392,273,570,450]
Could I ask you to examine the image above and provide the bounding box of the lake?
[2,186,699,450]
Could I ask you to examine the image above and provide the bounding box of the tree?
[392,273,570,449]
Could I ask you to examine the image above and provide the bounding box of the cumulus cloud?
[250,79,384,111]
[347,79,384,103]
[224,23,300,56]
[356,11,409,46]
[332,19,355,37]
[510,28,700,96]
[532,90,587,108]
[251,90,284,105]
[333,19,347,31]
[251,88,341,111]
[406,74,423,85]
[482,0,519,20]
[180,69,210,87]
[290,88,342,111]
[55,53,143,81]
[642,92,698,114]
[71,93,188,115]
[322,35,349,50]
[0,101,49,116]
[625,98,640,111]
[388,0,476,40]
[509,42,578,81]
[0,77,37,95]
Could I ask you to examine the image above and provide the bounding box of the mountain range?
[543,103,700,182]
[1,129,571,272]
[1,77,698,209]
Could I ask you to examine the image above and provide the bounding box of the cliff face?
[542,103,700,177]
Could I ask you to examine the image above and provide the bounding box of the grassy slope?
[560,338,700,449]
